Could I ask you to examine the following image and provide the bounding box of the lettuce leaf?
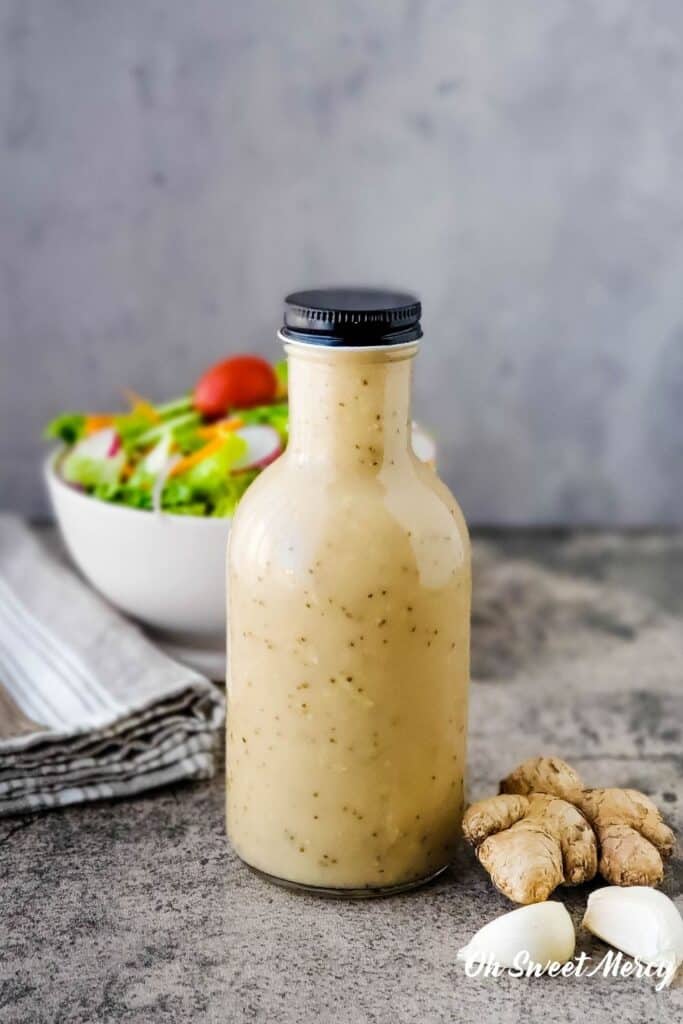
[44,413,86,444]
[274,360,288,398]
[175,434,247,497]
[62,448,126,489]
[92,481,153,509]
[210,471,259,517]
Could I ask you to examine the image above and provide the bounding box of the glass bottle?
[227,289,470,895]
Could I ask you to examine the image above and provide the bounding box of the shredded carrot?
[196,417,243,440]
[121,463,134,480]
[84,414,115,435]
[124,389,161,423]
[169,436,225,478]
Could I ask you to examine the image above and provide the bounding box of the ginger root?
[500,756,676,889]
[500,755,584,804]
[579,787,676,886]
[462,792,598,904]
[463,756,676,903]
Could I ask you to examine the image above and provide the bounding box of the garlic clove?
[457,901,576,972]
[582,886,683,985]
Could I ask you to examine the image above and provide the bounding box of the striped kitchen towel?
[0,516,225,817]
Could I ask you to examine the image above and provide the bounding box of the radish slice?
[61,426,126,488]
[412,423,437,466]
[231,425,283,473]
[107,433,122,457]
[77,427,122,460]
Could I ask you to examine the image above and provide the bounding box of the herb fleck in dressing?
[227,290,470,894]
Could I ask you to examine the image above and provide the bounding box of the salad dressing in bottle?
[227,289,470,894]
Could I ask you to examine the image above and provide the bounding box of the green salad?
[45,355,288,517]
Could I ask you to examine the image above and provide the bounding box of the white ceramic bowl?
[45,452,230,677]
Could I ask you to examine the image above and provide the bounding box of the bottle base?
[240,858,451,898]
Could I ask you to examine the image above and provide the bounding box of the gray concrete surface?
[2,2,683,525]
[1,529,681,1023]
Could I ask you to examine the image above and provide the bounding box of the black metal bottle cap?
[281,287,422,346]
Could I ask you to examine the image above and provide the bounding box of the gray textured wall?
[2,0,682,524]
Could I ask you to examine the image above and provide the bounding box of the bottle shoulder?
[413,459,470,550]
[230,455,470,583]
[233,455,466,530]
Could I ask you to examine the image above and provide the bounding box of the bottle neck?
[285,341,418,471]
